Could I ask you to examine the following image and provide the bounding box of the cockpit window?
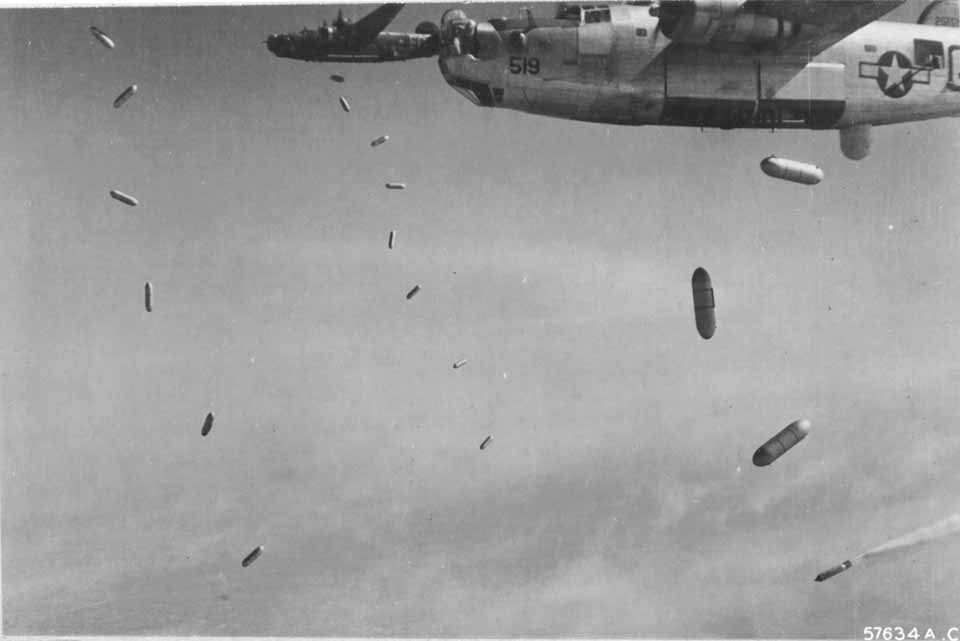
[557,5,582,21]
[556,4,610,23]
[915,39,944,69]
[583,7,611,23]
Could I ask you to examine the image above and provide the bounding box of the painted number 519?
[509,56,540,75]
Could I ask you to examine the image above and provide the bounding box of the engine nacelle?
[415,21,441,55]
[654,0,800,46]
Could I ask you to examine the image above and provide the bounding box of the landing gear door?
[949,45,960,90]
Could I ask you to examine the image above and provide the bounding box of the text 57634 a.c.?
[864,626,960,641]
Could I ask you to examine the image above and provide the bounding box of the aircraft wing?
[351,3,405,46]
[744,0,906,56]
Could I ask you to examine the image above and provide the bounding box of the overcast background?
[3,2,960,637]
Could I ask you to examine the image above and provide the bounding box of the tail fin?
[918,0,959,27]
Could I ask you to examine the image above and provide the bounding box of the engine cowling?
[654,0,800,46]
[415,21,441,55]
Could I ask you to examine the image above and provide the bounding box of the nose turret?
[265,33,291,56]
[265,33,279,54]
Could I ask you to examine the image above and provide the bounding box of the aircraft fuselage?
[438,5,960,132]
[268,30,436,62]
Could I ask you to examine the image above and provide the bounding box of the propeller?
[439,8,501,59]
[440,8,471,55]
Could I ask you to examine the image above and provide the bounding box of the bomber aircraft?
[265,3,439,63]
[267,0,960,161]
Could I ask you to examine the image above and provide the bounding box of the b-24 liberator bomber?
[265,3,439,63]
[268,0,960,162]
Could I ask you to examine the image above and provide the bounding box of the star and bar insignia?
[859,51,931,98]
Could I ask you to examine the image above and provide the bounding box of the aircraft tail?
[918,0,958,27]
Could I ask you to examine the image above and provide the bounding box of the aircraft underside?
[442,59,849,130]
[493,87,847,130]
[658,98,845,129]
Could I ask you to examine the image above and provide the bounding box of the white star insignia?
[880,56,909,91]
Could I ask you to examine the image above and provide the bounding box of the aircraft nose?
[265,34,279,54]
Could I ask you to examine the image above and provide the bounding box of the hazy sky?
[4,2,960,637]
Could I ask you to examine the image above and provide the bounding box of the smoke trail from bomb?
[815,515,960,582]
[859,514,960,561]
